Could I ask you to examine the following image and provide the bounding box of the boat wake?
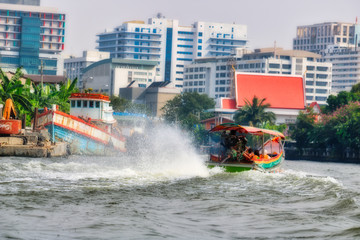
[0,123,214,191]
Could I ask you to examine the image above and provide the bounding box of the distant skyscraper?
[96,16,248,88]
[0,0,40,6]
[293,22,360,93]
[0,3,65,75]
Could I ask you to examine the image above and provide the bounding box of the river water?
[1,125,360,239]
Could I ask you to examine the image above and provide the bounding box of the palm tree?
[0,68,32,114]
[233,96,275,127]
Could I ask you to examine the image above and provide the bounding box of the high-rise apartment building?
[183,48,332,106]
[0,3,65,75]
[323,46,360,93]
[96,16,248,88]
[293,22,360,55]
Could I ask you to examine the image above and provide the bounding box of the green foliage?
[110,95,150,115]
[0,68,33,114]
[289,109,316,152]
[324,91,360,114]
[161,92,215,129]
[110,95,129,112]
[233,96,275,127]
[260,122,287,133]
[0,67,79,125]
[192,124,210,147]
[290,102,360,155]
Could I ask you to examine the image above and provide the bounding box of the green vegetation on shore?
[290,83,360,156]
[0,68,78,125]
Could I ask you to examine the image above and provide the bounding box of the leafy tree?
[110,95,129,112]
[350,82,360,94]
[56,78,79,113]
[110,95,151,115]
[324,91,360,114]
[320,102,360,152]
[288,108,317,153]
[0,68,32,114]
[161,92,215,129]
[233,96,275,127]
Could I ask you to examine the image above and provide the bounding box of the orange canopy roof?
[235,73,305,109]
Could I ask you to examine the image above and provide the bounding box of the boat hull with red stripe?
[36,110,126,155]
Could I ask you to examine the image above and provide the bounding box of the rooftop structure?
[214,73,306,124]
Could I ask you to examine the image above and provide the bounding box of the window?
[83,100,88,108]
[198,46,202,50]
[89,101,94,108]
[197,53,202,57]
[178,31,194,35]
[77,100,81,108]
[71,100,75,108]
[316,66,328,71]
[198,32,203,37]
[316,81,327,86]
[198,39,202,43]
[316,89,327,94]
[95,101,100,108]
[306,66,315,71]
[315,96,327,101]
[282,64,291,69]
[306,73,314,78]
[269,63,280,68]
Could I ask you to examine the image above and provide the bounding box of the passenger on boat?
[242,147,254,160]
[251,150,260,160]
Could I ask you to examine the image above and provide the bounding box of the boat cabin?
[69,93,116,125]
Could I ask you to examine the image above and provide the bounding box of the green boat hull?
[206,162,253,172]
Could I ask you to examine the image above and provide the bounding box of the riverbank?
[0,129,68,158]
[285,146,360,163]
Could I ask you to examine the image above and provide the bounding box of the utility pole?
[40,59,44,91]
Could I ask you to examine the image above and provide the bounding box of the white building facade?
[183,48,332,106]
[323,46,360,93]
[64,50,110,82]
[81,58,157,96]
[96,16,248,88]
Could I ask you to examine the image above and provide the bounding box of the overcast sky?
[42,0,360,56]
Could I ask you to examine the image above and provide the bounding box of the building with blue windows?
[96,16,248,88]
[0,3,65,75]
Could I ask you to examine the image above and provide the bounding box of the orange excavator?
[3,98,17,120]
[0,98,22,135]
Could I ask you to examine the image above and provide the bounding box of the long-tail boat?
[207,123,285,172]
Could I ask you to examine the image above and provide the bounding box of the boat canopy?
[209,123,285,139]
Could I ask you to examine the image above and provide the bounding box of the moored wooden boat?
[207,123,285,172]
[35,93,126,155]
